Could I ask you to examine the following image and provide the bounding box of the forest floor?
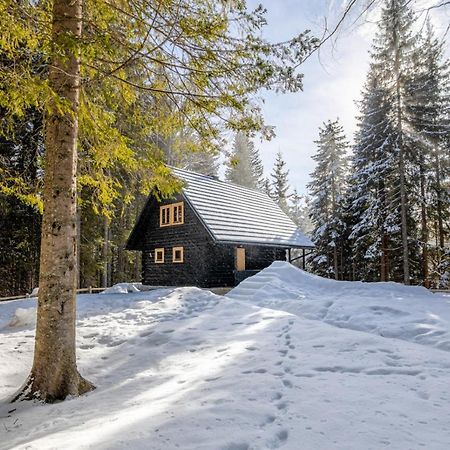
[1,262,450,450]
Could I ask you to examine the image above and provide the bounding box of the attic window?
[173,203,184,224]
[173,247,184,263]
[160,202,184,227]
[155,248,164,263]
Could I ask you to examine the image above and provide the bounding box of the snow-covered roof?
[172,168,313,248]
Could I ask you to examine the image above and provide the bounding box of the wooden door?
[235,247,246,271]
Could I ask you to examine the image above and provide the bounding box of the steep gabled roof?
[126,167,314,250]
[171,168,313,249]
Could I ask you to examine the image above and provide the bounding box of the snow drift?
[100,283,141,294]
[227,262,450,351]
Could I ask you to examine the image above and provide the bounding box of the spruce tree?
[289,190,313,236]
[406,20,450,286]
[370,0,421,284]
[262,177,273,197]
[226,132,264,189]
[347,73,397,281]
[308,119,349,280]
[270,151,290,212]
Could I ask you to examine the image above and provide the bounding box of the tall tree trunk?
[419,163,429,287]
[434,152,445,251]
[333,246,339,281]
[102,217,109,287]
[77,207,82,288]
[393,21,410,285]
[380,233,387,282]
[14,0,93,402]
[330,173,339,281]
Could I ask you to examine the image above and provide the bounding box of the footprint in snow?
[271,392,283,401]
[221,443,249,450]
[276,401,287,411]
[260,414,276,426]
[266,429,289,449]
[79,344,94,350]
[245,346,258,351]
[205,376,221,382]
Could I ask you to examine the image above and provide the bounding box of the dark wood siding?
[139,194,215,286]
[204,244,286,287]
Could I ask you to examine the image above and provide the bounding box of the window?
[173,247,184,263]
[160,202,184,227]
[173,203,183,224]
[160,206,171,226]
[155,248,165,263]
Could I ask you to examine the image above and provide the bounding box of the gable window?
[173,247,184,263]
[160,202,184,227]
[173,203,184,224]
[155,248,165,263]
[160,206,171,226]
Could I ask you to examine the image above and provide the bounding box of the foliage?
[270,151,290,212]
[308,119,349,279]
[226,132,264,189]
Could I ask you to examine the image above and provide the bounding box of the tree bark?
[419,162,429,287]
[14,0,94,402]
[380,233,388,282]
[434,151,445,251]
[393,17,410,285]
[103,216,110,288]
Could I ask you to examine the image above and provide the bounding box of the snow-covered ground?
[1,262,450,450]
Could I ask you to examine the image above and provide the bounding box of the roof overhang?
[212,239,314,250]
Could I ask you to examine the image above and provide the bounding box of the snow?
[1,263,450,449]
[8,307,36,328]
[100,283,141,295]
[227,262,450,352]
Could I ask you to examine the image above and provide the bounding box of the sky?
[243,0,450,195]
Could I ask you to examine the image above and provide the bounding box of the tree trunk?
[419,163,429,287]
[381,233,390,282]
[103,217,110,288]
[77,207,82,288]
[333,246,339,281]
[13,0,93,403]
[393,19,410,285]
[434,152,445,251]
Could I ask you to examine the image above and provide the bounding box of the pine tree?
[347,72,397,281]
[289,190,313,236]
[179,150,219,177]
[270,151,290,212]
[226,132,264,189]
[406,20,450,286]
[308,119,349,280]
[262,177,272,197]
[369,0,421,284]
[0,110,43,296]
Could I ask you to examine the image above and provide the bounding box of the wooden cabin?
[126,168,314,287]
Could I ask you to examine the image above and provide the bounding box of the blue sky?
[244,0,450,195]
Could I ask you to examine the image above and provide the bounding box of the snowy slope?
[227,262,450,351]
[0,271,449,449]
